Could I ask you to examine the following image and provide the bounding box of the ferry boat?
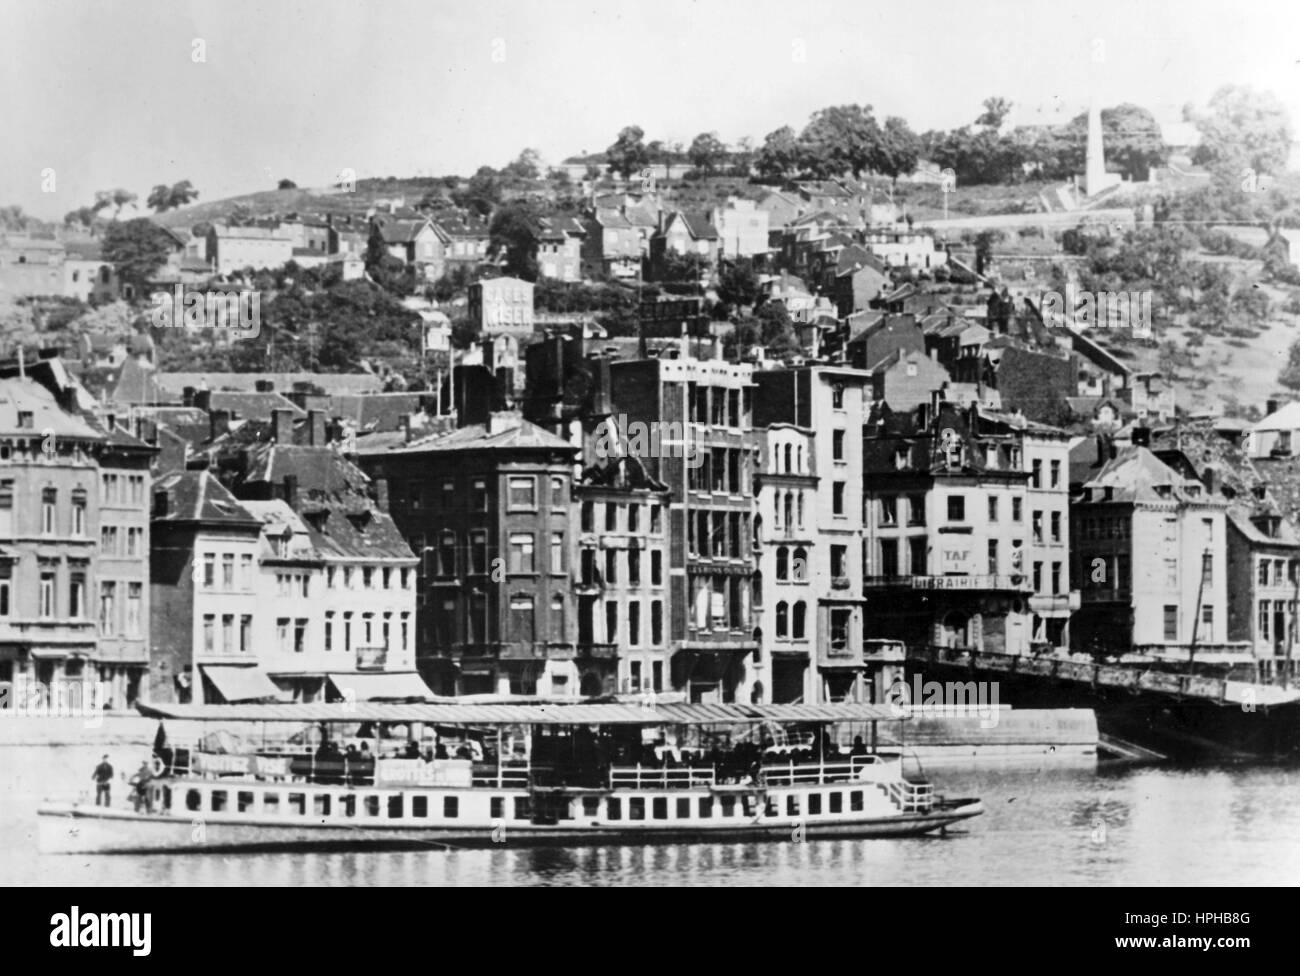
[37,700,983,854]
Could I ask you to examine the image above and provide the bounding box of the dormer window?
[16,411,34,429]
[894,448,908,471]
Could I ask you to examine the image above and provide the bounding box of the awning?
[202,665,287,703]
[135,700,906,725]
[327,671,435,702]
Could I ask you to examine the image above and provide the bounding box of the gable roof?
[152,469,260,526]
[1252,401,1300,432]
[368,414,575,456]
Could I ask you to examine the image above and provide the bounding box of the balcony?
[355,646,387,671]
[577,643,619,660]
[1030,591,1082,614]
[0,619,97,645]
[862,574,1033,593]
[830,575,850,590]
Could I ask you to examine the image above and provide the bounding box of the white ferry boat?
[37,700,983,854]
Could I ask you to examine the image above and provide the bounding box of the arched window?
[797,492,805,528]
[796,445,803,472]
[792,601,807,639]
[753,514,763,548]
[751,571,762,609]
[784,492,794,530]
[775,601,788,638]
[776,547,789,581]
[792,548,808,581]
[783,444,793,473]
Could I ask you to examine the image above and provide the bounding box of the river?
[3,743,1298,885]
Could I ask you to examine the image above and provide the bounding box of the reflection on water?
[3,743,1300,886]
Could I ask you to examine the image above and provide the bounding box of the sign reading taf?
[150,285,261,340]
[1038,286,1153,338]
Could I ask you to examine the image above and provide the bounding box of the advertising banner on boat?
[374,759,473,787]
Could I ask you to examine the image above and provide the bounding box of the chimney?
[182,386,195,407]
[283,474,298,509]
[307,409,326,446]
[401,415,414,444]
[272,408,295,444]
[1202,466,1216,495]
[152,489,168,517]
[1131,426,1150,448]
[193,389,211,412]
[376,478,390,512]
[488,411,518,436]
[210,409,232,440]
[1267,398,1280,416]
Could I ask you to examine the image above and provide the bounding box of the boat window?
[289,794,306,816]
[413,796,428,818]
[364,795,380,817]
[264,793,280,815]
[211,790,228,812]
[582,797,600,818]
[674,798,689,819]
[808,794,822,816]
[741,796,757,817]
[652,798,668,820]
[185,789,201,812]
[513,798,531,821]
[341,795,356,817]
[607,797,622,820]
[388,795,404,819]
[698,797,713,819]
[490,797,504,820]
[720,795,736,817]
[786,795,800,817]
[829,792,843,814]
[314,795,330,817]
[443,796,458,819]
[629,798,645,821]
[237,791,255,813]
[764,797,778,817]
[850,791,864,812]
[162,787,172,811]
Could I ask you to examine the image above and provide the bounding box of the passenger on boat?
[851,736,869,756]
[129,761,154,813]
[435,743,449,760]
[403,741,421,759]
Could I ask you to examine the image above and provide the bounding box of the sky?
[3,0,1300,221]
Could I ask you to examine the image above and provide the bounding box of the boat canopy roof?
[135,700,903,726]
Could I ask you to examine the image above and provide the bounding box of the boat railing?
[759,753,902,786]
[472,761,531,788]
[608,765,717,789]
[884,778,934,813]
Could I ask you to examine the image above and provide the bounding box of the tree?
[94,188,139,218]
[873,116,922,183]
[452,166,502,217]
[502,148,542,181]
[64,206,99,230]
[1277,338,1300,390]
[976,96,1012,130]
[688,132,727,176]
[606,125,651,180]
[101,218,176,294]
[278,178,298,190]
[717,259,759,308]
[1194,84,1294,180]
[487,202,541,280]
[798,104,883,179]
[755,126,802,182]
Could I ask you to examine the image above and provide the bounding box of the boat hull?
[37,800,984,854]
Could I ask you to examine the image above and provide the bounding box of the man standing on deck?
[92,755,114,806]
